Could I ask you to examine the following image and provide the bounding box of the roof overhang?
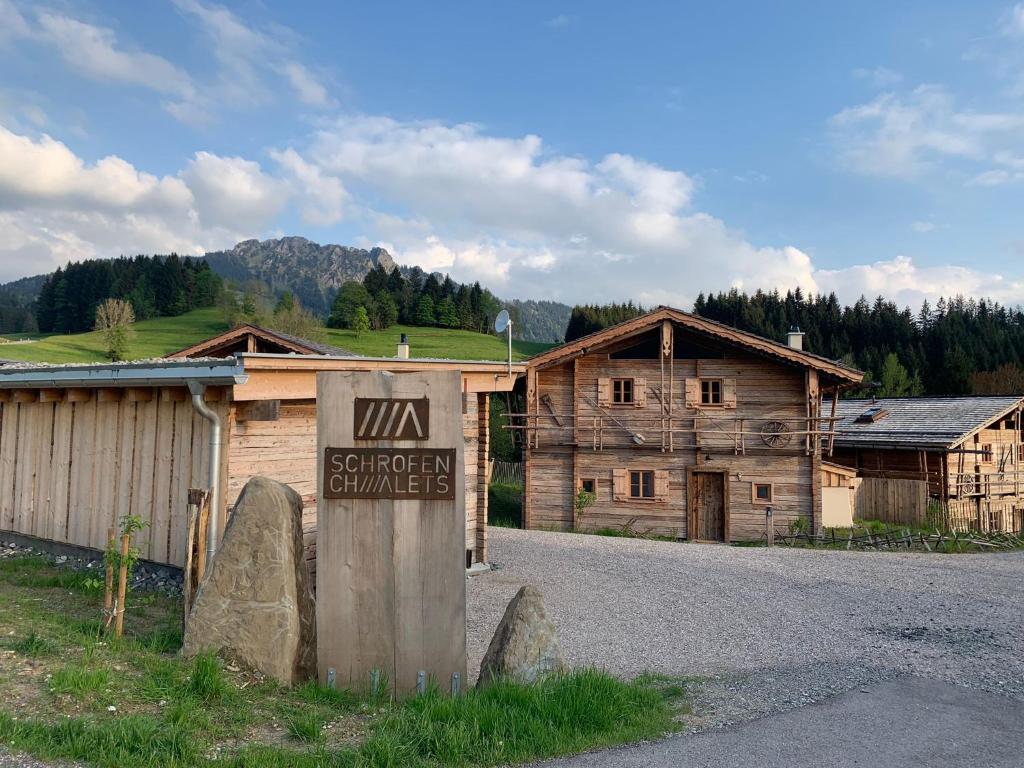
[527,307,864,384]
[233,352,525,400]
[0,358,248,390]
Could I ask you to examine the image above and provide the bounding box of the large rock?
[478,585,565,686]
[182,476,316,685]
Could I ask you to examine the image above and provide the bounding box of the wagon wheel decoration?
[759,420,793,448]
[958,473,976,496]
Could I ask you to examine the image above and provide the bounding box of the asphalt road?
[537,677,1024,768]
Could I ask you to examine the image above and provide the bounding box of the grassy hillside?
[0,308,551,364]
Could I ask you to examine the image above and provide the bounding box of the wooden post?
[103,527,115,625]
[114,530,129,638]
[317,370,466,698]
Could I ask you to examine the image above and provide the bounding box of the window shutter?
[723,378,737,408]
[684,378,699,408]
[654,470,669,501]
[612,469,627,501]
[597,378,612,407]
[634,377,647,408]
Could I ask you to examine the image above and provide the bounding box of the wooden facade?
[0,353,523,569]
[829,396,1024,532]
[521,308,863,541]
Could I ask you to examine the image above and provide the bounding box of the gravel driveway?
[468,528,1024,730]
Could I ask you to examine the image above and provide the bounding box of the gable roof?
[829,396,1024,450]
[528,306,863,384]
[165,324,354,359]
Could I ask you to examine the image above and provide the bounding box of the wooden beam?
[97,388,123,403]
[66,388,93,403]
[161,387,188,402]
[39,389,64,403]
[235,399,281,422]
[0,390,11,403]
[126,387,153,403]
[12,389,38,404]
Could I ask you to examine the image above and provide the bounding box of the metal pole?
[507,320,513,378]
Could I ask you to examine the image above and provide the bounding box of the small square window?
[700,379,722,405]
[629,470,654,499]
[981,444,993,463]
[752,483,773,503]
[580,478,596,494]
[612,378,634,404]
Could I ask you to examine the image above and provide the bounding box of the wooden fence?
[854,477,1023,533]
[488,459,523,487]
[854,477,929,525]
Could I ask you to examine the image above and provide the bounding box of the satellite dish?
[494,309,511,334]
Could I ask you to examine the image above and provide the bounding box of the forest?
[34,256,222,334]
[564,290,1024,397]
[326,264,506,334]
[691,289,1024,396]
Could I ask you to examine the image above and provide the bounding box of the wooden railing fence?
[488,459,523,487]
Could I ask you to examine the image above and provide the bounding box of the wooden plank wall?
[854,477,929,525]
[227,397,488,571]
[526,339,816,539]
[0,391,227,567]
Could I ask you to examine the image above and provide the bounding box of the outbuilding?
[0,347,523,572]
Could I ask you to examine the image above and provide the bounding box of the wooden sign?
[354,398,429,440]
[323,447,456,499]
[316,370,466,699]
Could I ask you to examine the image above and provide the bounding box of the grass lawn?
[0,310,552,364]
[0,555,688,767]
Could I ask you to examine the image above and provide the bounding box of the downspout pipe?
[187,380,221,562]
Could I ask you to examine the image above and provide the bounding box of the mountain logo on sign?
[354,398,429,440]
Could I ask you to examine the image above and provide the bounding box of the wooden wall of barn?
[0,390,228,567]
[525,338,817,540]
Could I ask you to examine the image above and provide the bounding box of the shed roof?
[528,306,864,385]
[0,357,247,389]
[165,323,355,359]
[829,396,1024,450]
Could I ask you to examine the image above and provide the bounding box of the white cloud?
[966,168,1024,186]
[0,0,30,42]
[1003,3,1024,36]
[829,84,1024,180]
[270,147,348,225]
[0,124,284,281]
[815,255,1024,308]
[911,220,935,233]
[172,0,335,110]
[852,66,903,88]
[0,1,331,125]
[180,152,285,231]
[545,14,576,29]
[34,12,195,98]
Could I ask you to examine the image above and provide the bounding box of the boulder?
[182,476,316,685]
[477,585,565,686]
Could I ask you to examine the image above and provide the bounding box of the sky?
[1,0,1023,310]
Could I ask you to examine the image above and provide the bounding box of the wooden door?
[694,472,725,541]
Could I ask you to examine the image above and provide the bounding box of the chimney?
[786,326,805,351]
[397,333,410,359]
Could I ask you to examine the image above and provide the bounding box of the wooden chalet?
[0,345,524,573]
[166,323,355,358]
[828,396,1024,532]
[520,307,864,540]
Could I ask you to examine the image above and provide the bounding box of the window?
[1018,444,1024,463]
[981,444,993,463]
[580,478,596,494]
[700,378,722,405]
[612,378,634,404]
[752,482,773,503]
[629,470,654,499]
